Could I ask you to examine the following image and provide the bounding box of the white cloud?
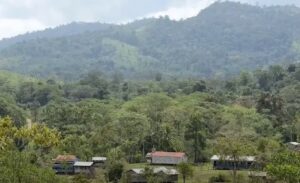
[0,0,123,39]
[147,0,216,20]
[0,18,46,39]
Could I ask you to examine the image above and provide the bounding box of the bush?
[209,174,231,183]
[106,162,124,183]
[236,174,246,183]
[72,174,89,183]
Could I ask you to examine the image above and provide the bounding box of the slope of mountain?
[0,2,300,80]
[0,22,115,49]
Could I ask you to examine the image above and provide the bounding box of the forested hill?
[0,22,114,49]
[1,1,300,80]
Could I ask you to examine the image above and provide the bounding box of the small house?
[92,157,107,167]
[126,167,179,183]
[287,142,300,151]
[146,151,187,165]
[74,161,95,177]
[52,155,78,174]
[211,155,256,170]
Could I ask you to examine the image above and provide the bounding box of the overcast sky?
[0,0,299,39]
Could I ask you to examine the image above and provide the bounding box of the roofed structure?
[129,167,178,175]
[126,167,179,183]
[211,155,255,162]
[74,161,95,177]
[211,155,256,170]
[52,155,78,174]
[150,152,186,158]
[287,142,300,151]
[92,157,107,167]
[74,161,94,167]
[146,151,187,165]
[54,155,77,163]
[92,157,107,161]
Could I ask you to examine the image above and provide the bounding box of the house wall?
[74,166,94,176]
[212,160,254,170]
[152,156,187,165]
[53,162,75,174]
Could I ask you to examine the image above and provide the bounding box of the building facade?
[52,155,78,174]
[146,151,187,165]
[211,155,256,170]
[74,161,95,177]
[92,157,107,167]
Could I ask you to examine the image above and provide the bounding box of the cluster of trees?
[0,63,299,182]
[1,2,300,80]
[0,117,65,183]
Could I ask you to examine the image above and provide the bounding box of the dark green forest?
[1,1,300,183]
[1,2,300,80]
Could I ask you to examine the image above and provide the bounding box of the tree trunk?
[183,175,186,183]
[194,142,198,163]
[194,129,199,163]
[233,161,237,183]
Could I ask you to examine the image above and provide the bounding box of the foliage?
[72,174,90,183]
[209,173,231,183]
[0,117,64,183]
[106,162,124,183]
[0,50,299,182]
[266,151,300,183]
[177,162,194,183]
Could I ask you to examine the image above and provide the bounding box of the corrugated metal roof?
[211,155,255,161]
[289,142,300,146]
[128,167,178,175]
[130,168,144,174]
[153,167,178,174]
[54,155,77,162]
[92,157,107,161]
[74,161,94,167]
[150,151,186,158]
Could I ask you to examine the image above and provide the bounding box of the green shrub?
[209,173,231,183]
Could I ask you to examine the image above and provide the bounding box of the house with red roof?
[146,151,187,165]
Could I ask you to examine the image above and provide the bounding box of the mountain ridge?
[0,1,300,80]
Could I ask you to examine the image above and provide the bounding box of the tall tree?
[215,136,255,183]
[185,111,207,163]
[177,162,194,183]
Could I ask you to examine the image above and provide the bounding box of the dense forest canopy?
[0,2,300,80]
[0,62,299,182]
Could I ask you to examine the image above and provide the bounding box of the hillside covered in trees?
[0,61,300,182]
[1,1,300,182]
[0,2,300,80]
